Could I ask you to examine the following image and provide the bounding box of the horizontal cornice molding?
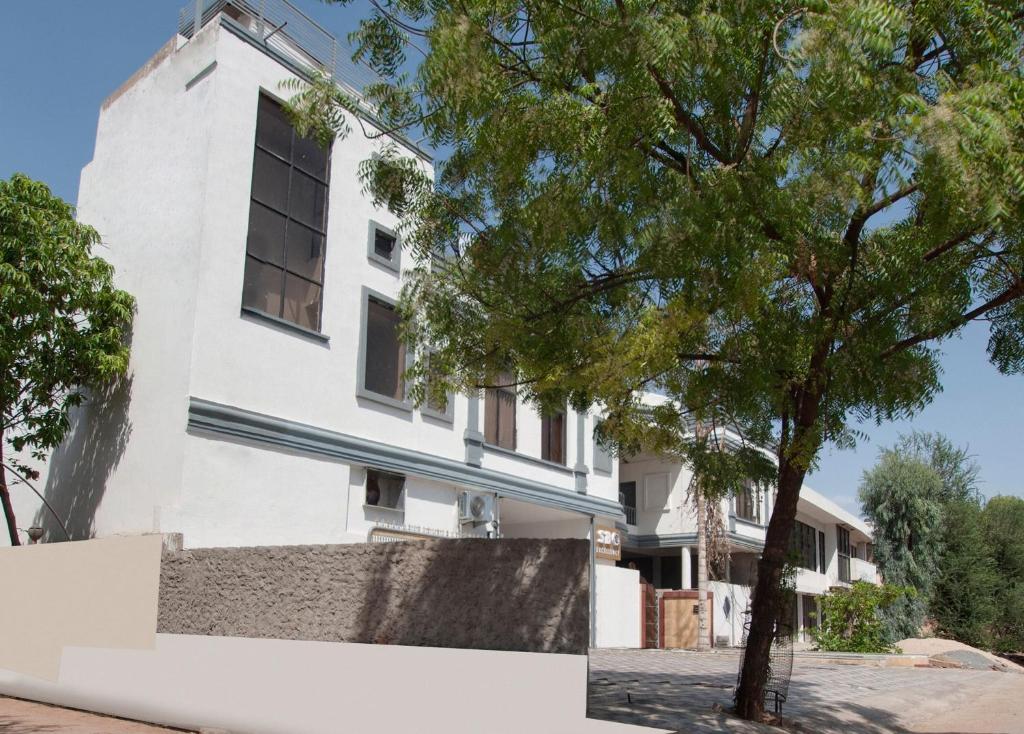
[187,397,625,521]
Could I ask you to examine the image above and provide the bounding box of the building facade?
[7,1,624,569]
[7,0,875,651]
[617,396,878,646]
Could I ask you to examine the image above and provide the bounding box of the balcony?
[623,504,637,526]
[850,557,879,584]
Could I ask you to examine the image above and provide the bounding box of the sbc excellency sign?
[595,525,623,561]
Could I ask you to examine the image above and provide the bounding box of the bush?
[811,582,911,654]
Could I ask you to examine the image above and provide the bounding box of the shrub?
[811,582,911,654]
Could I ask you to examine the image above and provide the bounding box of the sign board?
[595,525,623,561]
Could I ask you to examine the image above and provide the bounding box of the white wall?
[708,580,752,648]
[3,19,619,547]
[594,564,641,649]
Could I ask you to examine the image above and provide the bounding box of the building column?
[573,412,588,494]
[681,545,693,589]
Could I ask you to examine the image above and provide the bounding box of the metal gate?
[640,580,658,648]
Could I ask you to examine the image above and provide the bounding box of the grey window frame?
[367,219,401,273]
[356,286,413,412]
[540,406,567,465]
[363,468,406,512]
[483,376,517,451]
[837,526,852,583]
[420,351,455,424]
[592,420,613,474]
[241,91,331,333]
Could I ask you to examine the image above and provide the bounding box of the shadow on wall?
[352,539,589,653]
[31,374,133,542]
[158,539,590,655]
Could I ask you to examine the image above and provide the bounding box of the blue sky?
[2,1,1021,516]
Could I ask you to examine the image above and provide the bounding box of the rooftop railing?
[178,0,379,95]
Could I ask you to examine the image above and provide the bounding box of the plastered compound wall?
[159,537,590,655]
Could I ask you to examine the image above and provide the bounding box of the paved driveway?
[588,648,1024,733]
[0,697,185,734]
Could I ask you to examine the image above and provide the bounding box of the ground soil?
[897,636,1024,673]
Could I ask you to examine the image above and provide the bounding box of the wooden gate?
[659,590,714,649]
[640,580,658,648]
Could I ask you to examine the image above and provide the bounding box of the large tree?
[981,495,1024,651]
[0,174,134,545]
[294,0,1024,720]
[858,451,943,640]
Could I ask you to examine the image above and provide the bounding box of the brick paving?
[588,648,1019,733]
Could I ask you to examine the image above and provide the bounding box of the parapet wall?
[158,537,590,655]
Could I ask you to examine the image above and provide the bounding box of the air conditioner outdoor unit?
[459,491,495,523]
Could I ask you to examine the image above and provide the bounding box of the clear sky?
[2,1,1022,517]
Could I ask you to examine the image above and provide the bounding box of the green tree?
[294,0,1024,719]
[858,452,943,640]
[0,174,134,545]
[811,581,909,653]
[931,499,999,647]
[982,495,1024,651]
[894,431,981,504]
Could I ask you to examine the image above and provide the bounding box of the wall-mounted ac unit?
[459,491,495,523]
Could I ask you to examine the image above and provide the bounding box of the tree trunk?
[734,392,821,720]
[0,445,20,546]
[696,481,710,650]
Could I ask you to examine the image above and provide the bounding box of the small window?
[818,530,827,574]
[242,94,330,331]
[365,469,404,510]
[789,520,817,571]
[734,481,760,523]
[484,374,516,450]
[541,408,566,464]
[593,421,613,473]
[837,526,851,582]
[422,353,452,420]
[363,296,406,401]
[367,220,400,272]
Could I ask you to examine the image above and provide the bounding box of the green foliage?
[858,451,943,640]
[294,0,1024,498]
[299,0,1024,713]
[893,431,981,504]
[0,173,134,512]
[931,499,999,648]
[982,496,1024,652]
[811,581,911,653]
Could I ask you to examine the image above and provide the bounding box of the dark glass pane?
[543,412,564,463]
[251,149,290,212]
[285,221,325,283]
[293,133,330,179]
[497,389,516,449]
[484,389,499,444]
[365,298,405,399]
[246,202,286,266]
[242,257,284,317]
[282,274,322,330]
[374,229,396,260]
[255,95,292,158]
[289,169,327,230]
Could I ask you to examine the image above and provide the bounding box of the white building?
[7,0,628,613]
[618,396,878,647]
[7,0,875,652]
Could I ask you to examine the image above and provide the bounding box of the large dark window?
[818,530,827,574]
[837,526,851,583]
[242,94,330,331]
[789,520,818,571]
[619,481,637,525]
[541,408,566,464]
[363,296,406,400]
[484,375,516,450]
[734,481,761,523]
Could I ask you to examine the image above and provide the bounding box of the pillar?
[681,545,693,589]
